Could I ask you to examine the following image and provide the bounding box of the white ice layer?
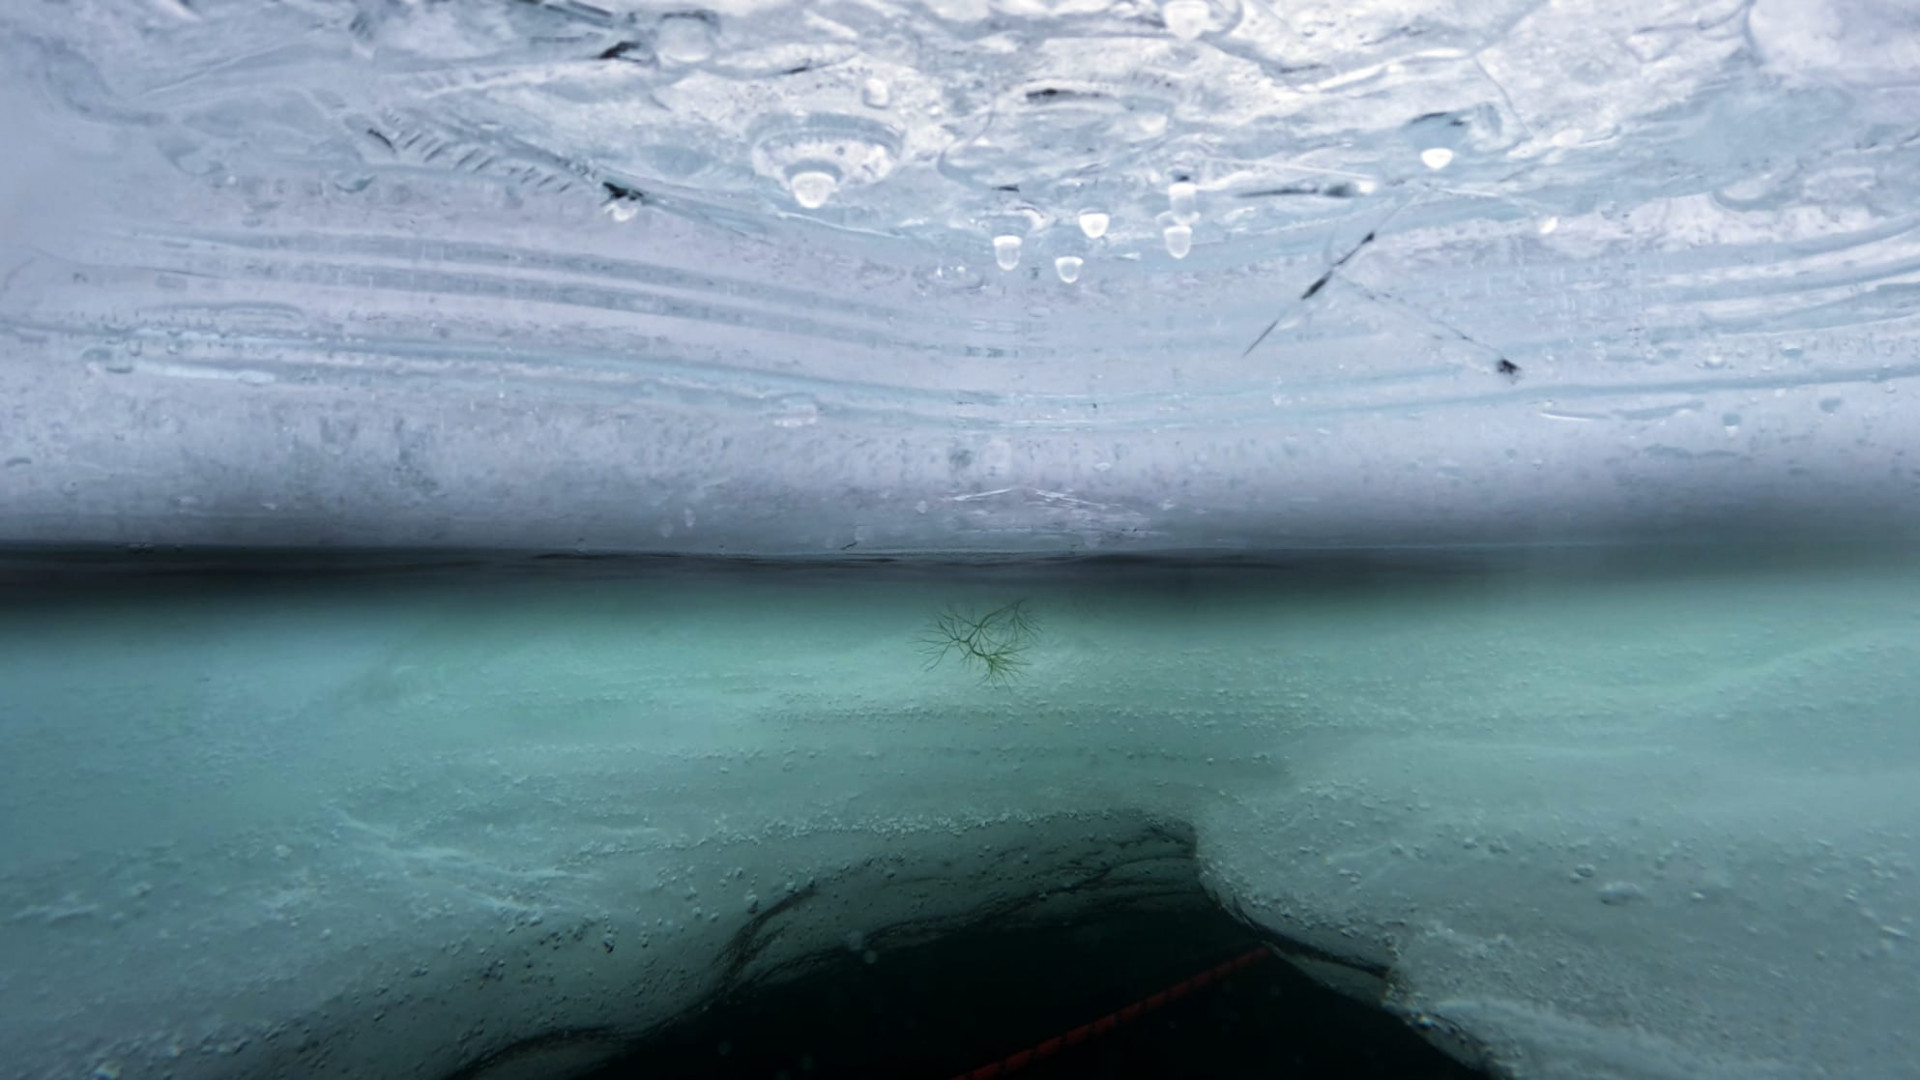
[1,0,1919,552]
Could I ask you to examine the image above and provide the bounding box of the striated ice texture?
[0,0,1917,553]
[4,0,1920,1078]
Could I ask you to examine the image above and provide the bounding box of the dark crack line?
[1349,281,1520,377]
[442,1027,622,1080]
[715,880,820,990]
[1241,196,1411,358]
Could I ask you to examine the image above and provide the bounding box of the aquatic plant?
[918,600,1039,685]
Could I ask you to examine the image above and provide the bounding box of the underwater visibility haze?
[3,0,1920,1077]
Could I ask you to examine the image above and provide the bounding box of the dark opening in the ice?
[580,904,1492,1080]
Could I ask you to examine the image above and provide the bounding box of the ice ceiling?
[83,0,1910,253]
[2,0,1920,552]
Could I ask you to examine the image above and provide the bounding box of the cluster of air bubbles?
[589,0,1480,297]
[973,175,1213,285]
[1017,207,1108,283]
[632,0,1440,288]
[598,0,1434,289]
[967,143,1453,289]
[982,206,1049,274]
[1159,179,1198,259]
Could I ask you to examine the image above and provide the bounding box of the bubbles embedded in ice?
[1161,0,1214,39]
[914,260,985,293]
[1421,147,1455,170]
[1163,223,1192,259]
[605,199,640,223]
[751,115,900,204]
[1054,256,1083,283]
[1538,215,1560,235]
[1078,210,1110,239]
[655,12,717,65]
[1167,180,1198,224]
[993,234,1023,271]
[218,0,1814,274]
[787,169,839,209]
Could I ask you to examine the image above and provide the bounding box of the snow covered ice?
[4,0,1920,1077]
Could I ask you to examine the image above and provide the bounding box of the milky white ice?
[2,0,1917,555]
[2,0,1920,1076]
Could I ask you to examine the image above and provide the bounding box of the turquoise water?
[3,544,1917,1078]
